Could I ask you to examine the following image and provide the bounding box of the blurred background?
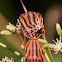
[0,0,62,62]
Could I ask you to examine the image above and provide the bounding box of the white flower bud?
[0,30,12,35]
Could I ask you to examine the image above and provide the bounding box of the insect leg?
[18,30,24,43]
[18,30,26,48]
[42,17,43,24]
[24,36,26,48]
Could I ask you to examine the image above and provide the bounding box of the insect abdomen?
[25,39,44,62]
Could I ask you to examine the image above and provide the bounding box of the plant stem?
[45,52,51,62]
[60,35,61,43]
[20,0,27,12]
[42,34,53,62]
[48,49,53,62]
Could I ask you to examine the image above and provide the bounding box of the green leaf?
[43,43,54,49]
[38,39,47,44]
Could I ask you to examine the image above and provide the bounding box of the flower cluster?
[0,20,21,35]
[52,38,62,54]
[6,22,16,32]
[19,57,25,62]
[2,56,14,62]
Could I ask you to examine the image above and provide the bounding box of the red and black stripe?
[25,39,44,62]
[19,11,43,39]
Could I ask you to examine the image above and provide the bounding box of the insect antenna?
[20,0,27,12]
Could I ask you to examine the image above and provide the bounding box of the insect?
[16,0,45,62]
